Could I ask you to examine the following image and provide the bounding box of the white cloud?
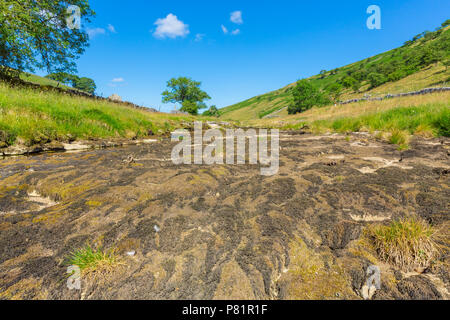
[231,29,240,35]
[107,24,117,33]
[221,24,228,34]
[195,33,205,42]
[153,14,189,39]
[112,77,124,83]
[230,11,243,24]
[86,27,106,38]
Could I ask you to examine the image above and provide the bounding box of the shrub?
[324,83,343,102]
[341,76,358,89]
[388,129,409,149]
[433,109,450,137]
[388,70,407,82]
[352,70,366,81]
[202,105,220,117]
[288,80,330,114]
[367,218,439,271]
[367,72,387,88]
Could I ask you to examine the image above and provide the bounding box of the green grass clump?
[388,129,410,150]
[66,245,122,276]
[433,108,450,137]
[368,218,439,271]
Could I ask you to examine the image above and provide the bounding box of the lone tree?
[288,80,330,114]
[73,77,96,94]
[0,1,95,79]
[162,77,211,115]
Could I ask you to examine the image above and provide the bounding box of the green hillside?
[220,22,450,121]
[20,72,75,91]
[0,81,199,148]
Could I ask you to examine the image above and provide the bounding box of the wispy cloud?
[107,24,117,33]
[230,11,243,24]
[86,27,106,38]
[111,77,124,83]
[221,24,228,34]
[153,14,189,39]
[195,33,205,42]
[231,29,241,35]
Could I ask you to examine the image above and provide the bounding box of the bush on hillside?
[203,105,220,117]
[324,83,343,103]
[288,80,330,114]
[367,72,387,88]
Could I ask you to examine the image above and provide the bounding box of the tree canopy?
[45,72,96,94]
[0,1,95,79]
[288,80,330,115]
[73,77,96,94]
[162,77,211,106]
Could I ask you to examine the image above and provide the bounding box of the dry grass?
[388,129,410,150]
[366,218,440,272]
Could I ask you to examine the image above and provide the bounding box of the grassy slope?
[20,72,75,91]
[221,26,450,121]
[0,82,198,147]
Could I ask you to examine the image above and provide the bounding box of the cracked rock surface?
[0,132,448,300]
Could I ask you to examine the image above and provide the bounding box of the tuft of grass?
[388,129,410,150]
[414,124,435,138]
[433,108,450,137]
[367,218,439,271]
[66,245,122,276]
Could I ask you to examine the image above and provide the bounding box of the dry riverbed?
[0,132,449,300]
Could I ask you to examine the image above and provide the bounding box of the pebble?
[126,251,136,256]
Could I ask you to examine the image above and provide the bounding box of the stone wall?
[339,87,450,105]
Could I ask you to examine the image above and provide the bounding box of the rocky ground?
[0,132,448,300]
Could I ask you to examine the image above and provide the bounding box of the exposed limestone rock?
[0,133,448,299]
[108,94,122,102]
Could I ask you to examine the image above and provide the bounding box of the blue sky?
[49,0,450,112]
